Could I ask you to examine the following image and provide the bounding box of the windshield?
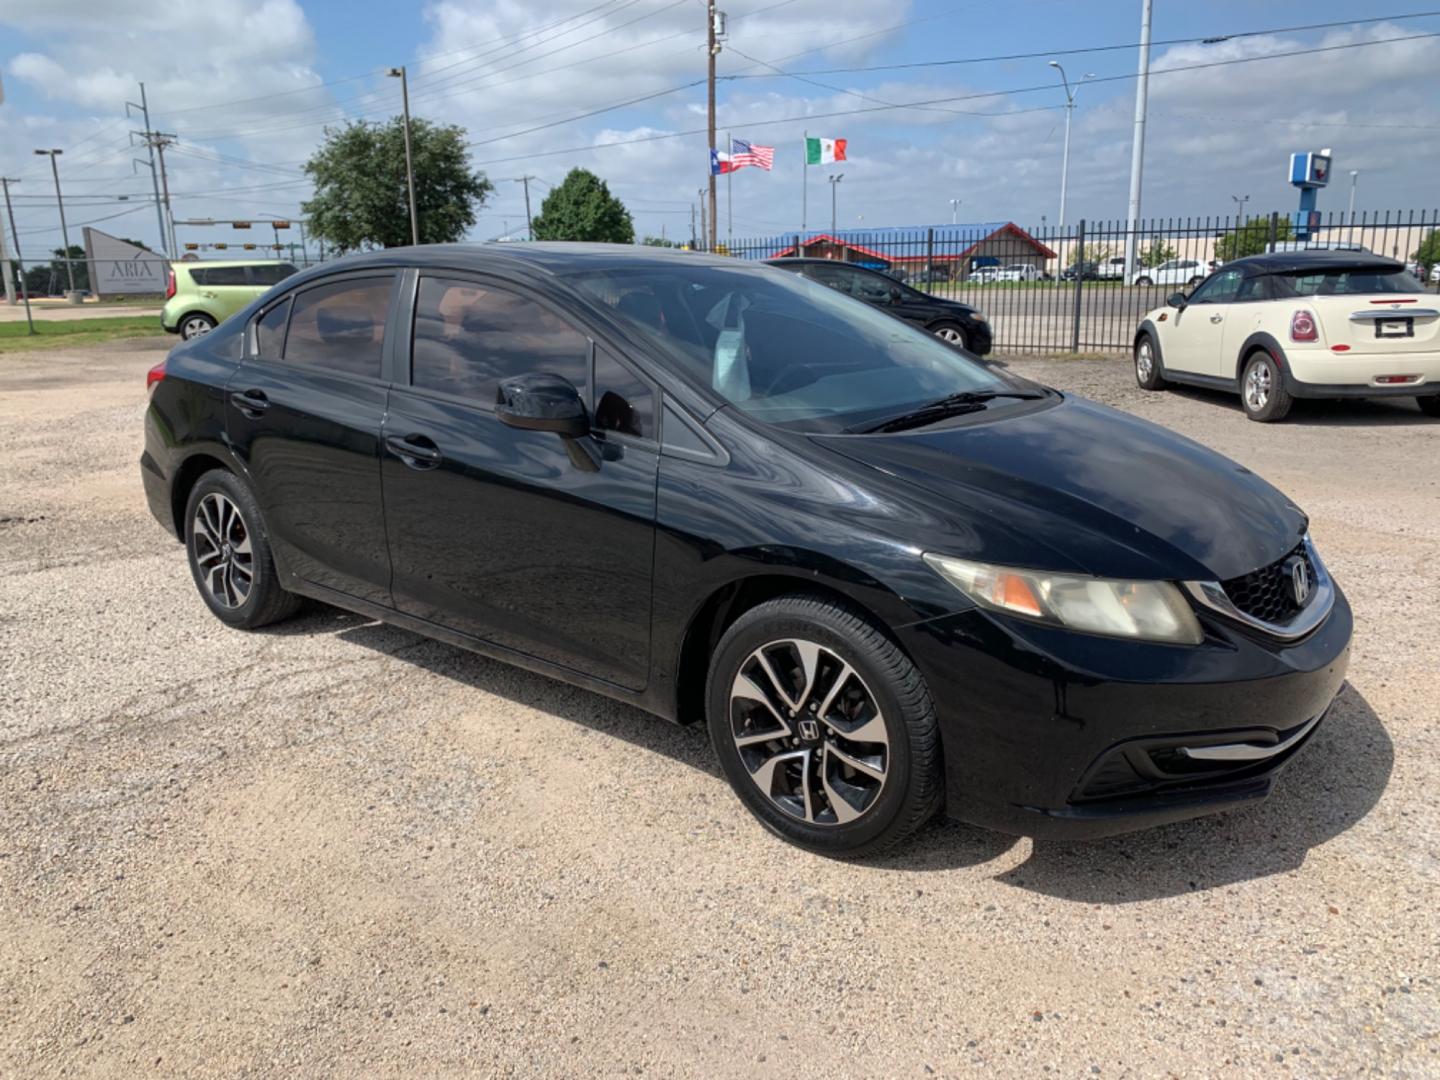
[1271,267,1423,296]
[568,262,1012,433]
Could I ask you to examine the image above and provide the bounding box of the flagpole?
[726,130,733,249]
[801,129,808,251]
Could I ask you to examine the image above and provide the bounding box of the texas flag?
[710,148,736,175]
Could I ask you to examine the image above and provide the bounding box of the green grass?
[0,315,166,353]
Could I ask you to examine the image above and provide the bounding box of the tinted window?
[570,264,1009,434]
[1189,268,1243,304]
[254,298,290,357]
[194,265,249,286]
[1271,267,1422,296]
[283,276,392,379]
[850,270,894,303]
[593,347,654,439]
[411,276,589,401]
[802,263,858,293]
[251,263,297,286]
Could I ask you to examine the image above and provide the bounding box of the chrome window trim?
[1183,534,1334,642]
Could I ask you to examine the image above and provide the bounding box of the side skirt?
[1163,370,1239,393]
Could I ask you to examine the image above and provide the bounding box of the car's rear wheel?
[930,322,968,350]
[1135,276,1153,287]
[1134,334,1167,391]
[705,594,942,858]
[1241,352,1293,422]
[179,313,217,340]
[1188,275,1203,286]
[184,469,301,629]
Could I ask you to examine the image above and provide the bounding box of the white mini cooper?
[1133,251,1440,421]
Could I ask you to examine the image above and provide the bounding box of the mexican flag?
[805,136,847,165]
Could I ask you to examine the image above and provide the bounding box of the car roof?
[322,241,753,277]
[177,258,294,268]
[1224,250,1403,275]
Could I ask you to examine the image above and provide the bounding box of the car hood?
[811,394,1306,582]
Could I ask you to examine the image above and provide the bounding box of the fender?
[1236,330,1290,386]
[1135,319,1167,373]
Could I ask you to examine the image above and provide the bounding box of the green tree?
[1412,230,1440,281]
[302,117,493,251]
[642,235,679,248]
[1216,215,1293,262]
[1140,240,1177,268]
[530,168,634,244]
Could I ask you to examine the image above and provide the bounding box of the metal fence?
[720,208,1440,354]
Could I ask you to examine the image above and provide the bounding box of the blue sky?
[2,0,1437,254]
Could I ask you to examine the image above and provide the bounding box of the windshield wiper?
[853,390,1046,434]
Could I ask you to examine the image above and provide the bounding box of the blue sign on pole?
[1289,149,1332,240]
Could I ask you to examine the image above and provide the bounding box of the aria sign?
[83,227,169,296]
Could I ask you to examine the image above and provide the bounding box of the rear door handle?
[385,433,443,469]
[230,389,270,417]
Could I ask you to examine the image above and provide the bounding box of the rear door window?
[250,263,298,287]
[195,265,249,287]
[283,276,393,379]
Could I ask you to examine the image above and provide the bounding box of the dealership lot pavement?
[1,340,1436,1077]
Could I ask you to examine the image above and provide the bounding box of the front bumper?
[967,321,994,356]
[896,585,1352,839]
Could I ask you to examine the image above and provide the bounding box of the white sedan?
[1131,259,1206,288]
[995,263,1042,283]
[1133,251,1439,422]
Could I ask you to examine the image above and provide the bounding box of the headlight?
[922,553,1203,645]
[968,310,988,323]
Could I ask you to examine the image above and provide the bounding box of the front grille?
[1219,542,1314,625]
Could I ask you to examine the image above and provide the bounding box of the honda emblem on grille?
[1285,556,1312,607]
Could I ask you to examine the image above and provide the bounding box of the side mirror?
[889,286,903,302]
[496,373,590,438]
[1167,291,1188,309]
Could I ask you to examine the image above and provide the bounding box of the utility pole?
[698,188,708,251]
[127,83,168,257]
[512,176,536,238]
[707,1,724,254]
[133,130,179,257]
[1,178,35,333]
[388,66,420,245]
[828,174,843,236]
[1123,0,1153,279]
[690,202,697,248]
[34,149,76,293]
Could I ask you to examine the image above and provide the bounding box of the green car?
[161,259,298,341]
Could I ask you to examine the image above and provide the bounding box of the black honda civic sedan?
[141,243,1350,858]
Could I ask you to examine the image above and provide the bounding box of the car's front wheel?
[1135,276,1153,287]
[706,594,942,858]
[185,469,302,629]
[930,322,968,350]
[1416,395,1440,417]
[179,313,217,340]
[1241,351,1293,422]
[1135,333,1167,390]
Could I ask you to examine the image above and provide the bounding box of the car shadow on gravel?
[1166,384,1435,426]
[989,682,1392,903]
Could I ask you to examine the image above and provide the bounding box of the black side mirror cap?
[1167,291,1188,308]
[496,373,590,438]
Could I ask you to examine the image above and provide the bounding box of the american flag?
[729,137,775,171]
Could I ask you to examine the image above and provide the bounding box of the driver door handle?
[1209,314,1224,323]
[230,389,270,417]
[385,433,443,468]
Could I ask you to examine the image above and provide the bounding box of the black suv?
[142,243,1349,857]
[769,257,991,355]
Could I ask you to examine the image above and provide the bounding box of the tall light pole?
[1047,61,1094,229]
[1231,194,1249,218]
[1348,170,1359,220]
[949,198,962,225]
[34,149,76,293]
[828,173,843,235]
[387,67,419,246]
[1123,0,1153,278]
[1,177,35,331]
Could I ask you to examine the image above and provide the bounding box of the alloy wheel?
[191,492,254,608]
[728,638,889,826]
[1245,363,1271,412]
[181,316,213,340]
[934,326,967,348]
[1136,340,1154,381]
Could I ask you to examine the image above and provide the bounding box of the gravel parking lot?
[2,339,1436,1077]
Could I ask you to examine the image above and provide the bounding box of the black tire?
[179,312,217,340]
[1416,395,1440,417]
[1134,333,1167,391]
[184,468,302,629]
[705,593,943,858]
[929,321,968,351]
[1188,275,1203,286]
[1135,276,1153,287]
[1240,351,1293,422]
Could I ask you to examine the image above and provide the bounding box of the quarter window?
[593,346,654,439]
[254,298,291,356]
[411,276,589,401]
[283,276,392,379]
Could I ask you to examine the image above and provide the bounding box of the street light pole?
[34,149,76,293]
[1348,170,1359,220]
[949,198,961,225]
[387,66,419,246]
[1,177,35,332]
[1231,194,1249,218]
[829,174,843,235]
[1047,62,1094,229]
[1123,0,1153,278]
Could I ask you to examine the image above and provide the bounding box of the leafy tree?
[302,117,493,251]
[1412,230,1440,281]
[643,235,680,248]
[52,245,89,292]
[1140,240,1177,268]
[1216,215,1293,262]
[530,168,634,244]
